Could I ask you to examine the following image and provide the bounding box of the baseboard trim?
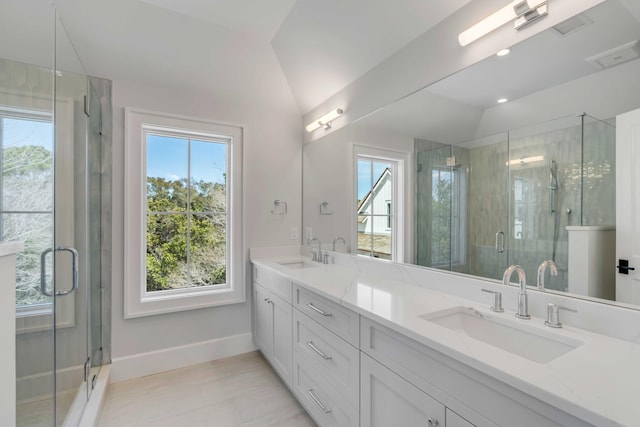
[16,364,83,403]
[111,332,256,383]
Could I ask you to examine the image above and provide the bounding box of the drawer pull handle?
[307,341,332,360]
[307,388,332,414]
[306,303,332,317]
[264,298,272,304]
[427,418,439,427]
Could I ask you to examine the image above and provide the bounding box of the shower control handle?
[495,231,505,254]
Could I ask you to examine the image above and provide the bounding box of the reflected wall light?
[506,155,545,166]
[458,0,548,47]
[306,108,344,132]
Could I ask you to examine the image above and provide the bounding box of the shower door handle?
[40,247,79,297]
[40,248,54,297]
[495,231,505,254]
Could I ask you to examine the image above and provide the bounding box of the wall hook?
[271,200,287,215]
[320,201,334,215]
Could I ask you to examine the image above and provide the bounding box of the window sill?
[125,285,245,319]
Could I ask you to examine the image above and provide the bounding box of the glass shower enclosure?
[1,1,110,425]
[416,113,616,293]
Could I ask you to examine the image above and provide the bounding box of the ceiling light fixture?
[306,108,344,132]
[458,0,548,47]
[497,98,508,103]
[497,48,511,56]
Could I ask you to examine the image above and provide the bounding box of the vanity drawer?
[293,309,359,404]
[292,352,358,427]
[293,285,359,346]
[253,264,292,303]
[360,317,590,427]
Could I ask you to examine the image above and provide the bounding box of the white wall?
[110,79,302,379]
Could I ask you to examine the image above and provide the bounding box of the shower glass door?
[466,133,510,280]
[51,12,91,425]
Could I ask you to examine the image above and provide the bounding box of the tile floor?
[16,391,75,427]
[98,351,317,427]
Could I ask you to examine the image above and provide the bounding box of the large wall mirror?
[303,0,640,308]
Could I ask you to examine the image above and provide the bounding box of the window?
[0,111,54,309]
[1,95,75,333]
[125,109,243,318]
[354,146,405,262]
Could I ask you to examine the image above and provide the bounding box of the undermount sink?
[276,260,319,270]
[420,306,583,364]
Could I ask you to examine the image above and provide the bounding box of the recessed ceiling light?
[497,48,511,57]
[497,98,508,103]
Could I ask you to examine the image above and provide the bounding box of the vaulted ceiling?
[25,0,472,114]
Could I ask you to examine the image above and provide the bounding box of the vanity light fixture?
[497,48,511,56]
[458,0,548,47]
[305,108,344,132]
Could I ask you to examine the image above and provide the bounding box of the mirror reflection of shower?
[415,112,616,293]
[549,159,561,263]
[549,160,557,214]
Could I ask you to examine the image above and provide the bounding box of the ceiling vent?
[587,40,640,69]
[551,13,593,36]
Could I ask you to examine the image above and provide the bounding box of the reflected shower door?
[466,134,509,280]
[507,116,583,292]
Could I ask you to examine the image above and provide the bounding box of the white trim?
[124,108,244,318]
[77,365,110,427]
[110,333,256,383]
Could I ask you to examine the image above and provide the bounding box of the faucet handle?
[545,303,577,328]
[481,289,504,313]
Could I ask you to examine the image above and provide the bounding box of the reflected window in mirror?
[355,147,405,262]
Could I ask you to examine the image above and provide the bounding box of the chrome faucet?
[503,265,530,319]
[308,238,322,262]
[332,236,346,252]
[536,260,558,291]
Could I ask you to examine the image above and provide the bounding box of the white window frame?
[0,92,76,334]
[124,108,244,318]
[353,145,406,263]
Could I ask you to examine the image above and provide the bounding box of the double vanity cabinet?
[251,256,603,427]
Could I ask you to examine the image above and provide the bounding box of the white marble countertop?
[251,249,640,427]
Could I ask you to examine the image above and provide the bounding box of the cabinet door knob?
[427,418,439,427]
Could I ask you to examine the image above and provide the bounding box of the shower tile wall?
[582,117,616,226]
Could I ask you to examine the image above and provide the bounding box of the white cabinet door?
[616,107,640,304]
[361,352,445,427]
[254,283,273,356]
[271,293,292,385]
